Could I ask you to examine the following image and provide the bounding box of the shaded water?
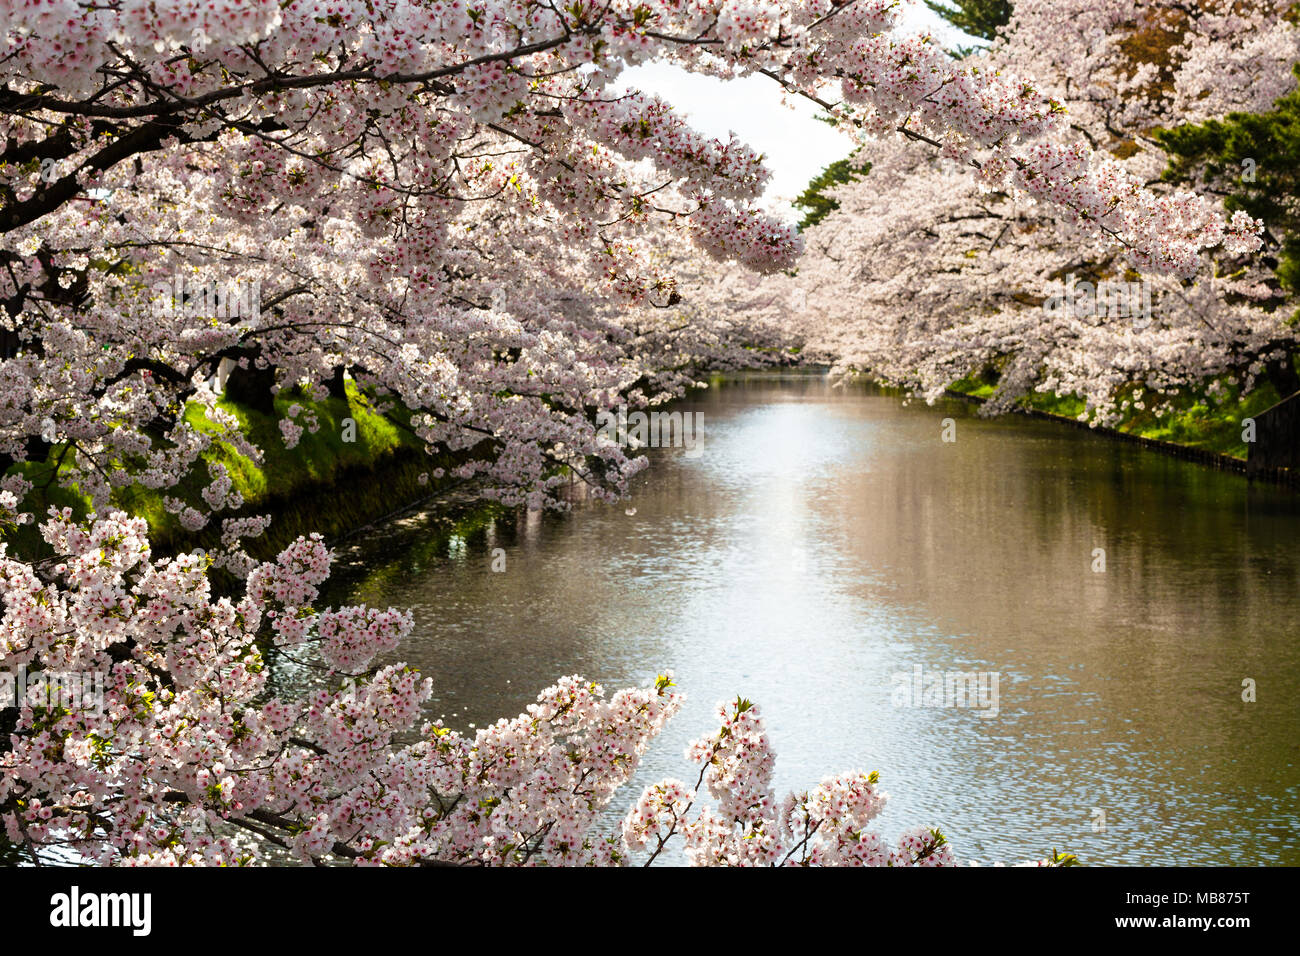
[323,371,1300,865]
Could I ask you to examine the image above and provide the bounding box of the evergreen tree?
[1158,68,1300,296]
[925,0,1013,45]
[794,154,871,230]
[1157,67,1300,394]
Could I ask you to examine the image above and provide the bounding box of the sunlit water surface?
[319,371,1300,865]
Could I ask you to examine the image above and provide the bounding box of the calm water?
[322,371,1300,865]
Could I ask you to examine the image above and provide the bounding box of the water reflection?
[324,371,1300,865]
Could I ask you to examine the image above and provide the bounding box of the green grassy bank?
[5,382,468,565]
[946,369,1285,465]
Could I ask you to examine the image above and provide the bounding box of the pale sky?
[619,2,973,220]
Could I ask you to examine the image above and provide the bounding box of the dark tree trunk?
[223,358,278,415]
[326,364,349,400]
[1265,354,1300,400]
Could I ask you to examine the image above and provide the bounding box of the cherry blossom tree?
[0,0,1248,865]
[741,0,1292,424]
[0,0,1257,537]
